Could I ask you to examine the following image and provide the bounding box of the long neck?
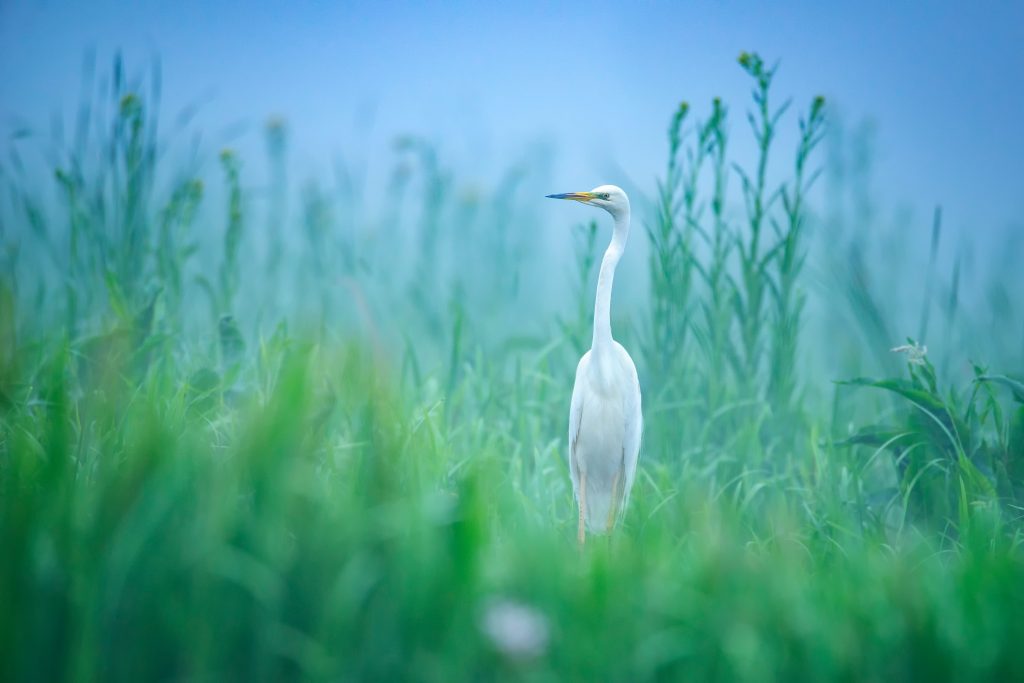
[592,210,630,356]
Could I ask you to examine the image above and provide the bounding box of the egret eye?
[601,193,610,200]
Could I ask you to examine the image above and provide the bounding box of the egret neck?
[590,209,629,390]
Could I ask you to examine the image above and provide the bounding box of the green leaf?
[958,452,996,498]
[838,377,946,413]
[835,427,911,451]
[975,375,1024,404]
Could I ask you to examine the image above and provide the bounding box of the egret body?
[547,185,642,545]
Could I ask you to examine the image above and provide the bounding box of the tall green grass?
[1,52,1023,681]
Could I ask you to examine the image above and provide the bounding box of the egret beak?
[546,191,596,203]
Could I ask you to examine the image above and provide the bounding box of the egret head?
[546,184,629,219]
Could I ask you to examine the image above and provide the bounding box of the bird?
[546,185,642,545]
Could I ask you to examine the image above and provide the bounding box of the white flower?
[481,598,550,660]
[891,341,928,366]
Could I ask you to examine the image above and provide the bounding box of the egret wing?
[567,353,590,502]
[620,352,643,512]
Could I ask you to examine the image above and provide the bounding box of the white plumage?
[547,184,642,544]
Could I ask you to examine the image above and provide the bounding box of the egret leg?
[605,469,621,534]
[577,470,587,547]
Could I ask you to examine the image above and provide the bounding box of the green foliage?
[839,343,1024,530]
[1,53,1023,681]
[644,52,828,464]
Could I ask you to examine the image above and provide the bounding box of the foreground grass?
[1,341,1023,682]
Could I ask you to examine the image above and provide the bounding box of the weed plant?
[1,52,1023,682]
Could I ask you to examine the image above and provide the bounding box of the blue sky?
[2,1,1022,237]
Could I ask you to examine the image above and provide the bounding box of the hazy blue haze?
[2,1,1022,239]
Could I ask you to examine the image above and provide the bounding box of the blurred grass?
[1,52,1023,681]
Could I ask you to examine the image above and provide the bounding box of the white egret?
[546,185,642,545]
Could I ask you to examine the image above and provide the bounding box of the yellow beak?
[546,191,596,203]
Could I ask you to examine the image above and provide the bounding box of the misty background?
[2,1,1022,380]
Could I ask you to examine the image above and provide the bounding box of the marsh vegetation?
[1,53,1022,681]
